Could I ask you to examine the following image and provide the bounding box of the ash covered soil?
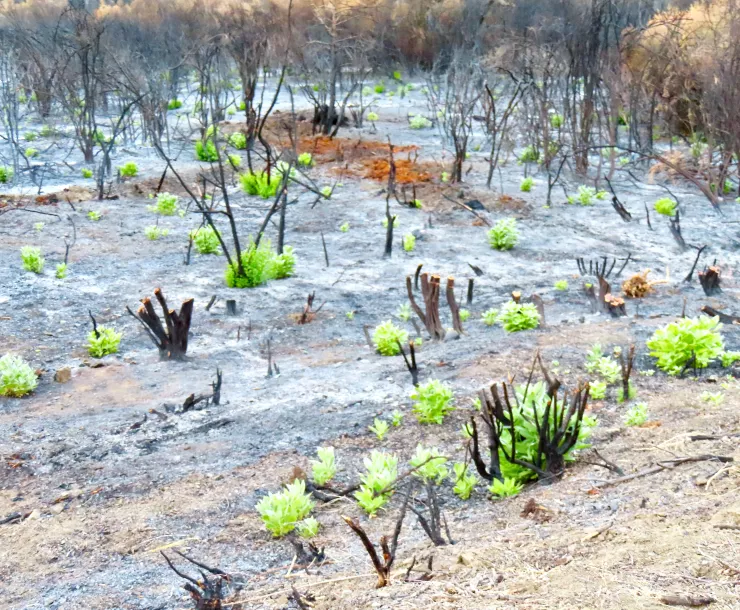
[1,109,740,610]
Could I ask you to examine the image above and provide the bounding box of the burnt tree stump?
[699,265,721,296]
[127,288,193,360]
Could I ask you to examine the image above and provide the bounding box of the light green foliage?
[390,410,404,426]
[195,140,219,162]
[403,233,416,252]
[34,222,44,232]
[310,447,336,486]
[119,162,138,177]
[355,451,398,515]
[228,154,242,168]
[488,218,519,250]
[229,132,247,150]
[87,327,122,358]
[167,99,183,110]
[372,320,408,356]
[321,186,333,198]
[585,344,621,384]
[374,83,385,94]
[25,147,38,158]
[345,311,355,320]
[361,86,373,96]
[482,308,499,326]
[498,301,539,333]
[20,246,44,274]
[381,216,399,228]
[256,479,315,537]
[339,222,350,232]
[585,344,603,371]
[410,445,448,484]
[224,239,295,288]
[0,166,12,183]
[617,381,636,403]
[24,132,37,142]
[153,192,178,216]
[639,369,655,377]
[240,170,282,199]
[55,263,67,279]
[459,309,470,322]
[144,226,169,241]
[411,379,454,424]
[567,186,607,206]
[227,107,236,117]
[87,210,101,221]
[453,463,477,500]
[0,354,38,397]
[297,517,320,538]
[647,316,724,375]
[654,198,677,217]
[519,145,539,164]
[392,70,402,81]
[39,125,55,138]
[701,391,724,405]
[489,477,524,498]
[721,351,740,367]
[624,402,648,427]
[409,115,432,129]
[550,114,564,128]
[81,168,93,179]
[412,199,423,208]
[554,280,569,291]
[441,171,449,183]
[369,417,389,440]
[367,111,379,122]
[520,177,534,192]
[297,152,314,167]
[589,380,607,399]
[396,303,412,322]
[190,226,221,255]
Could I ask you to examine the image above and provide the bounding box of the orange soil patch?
[361,157,433,184]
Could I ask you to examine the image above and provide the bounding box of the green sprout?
[554,280,569,291]
[390,410,404,426]
[20,247,44,274]
[25,147,39,158]
[87,327,122,358]
[0,354,38,397]
[367,111,379,122]
[567,186,607,206]
[369,417,390,440]
[339,222,350,232]
[396,303,412,322]
[459,308,470,322]
[256,479,315,537]
[701,391,724,405]
[144,226,169,241]
[654,198,677,217]
[55,263,67,279]
[240,170,282,199]
[498,301,539,332]
[296,517,320,539]
[403,233,416,252]
[151,192,178,216]
[190,226,221,255]
[550,114,564,128]
[297,152,314,167]
[229,133,247,150]
[119,162,138,177]
[167,99,183,110]
[518,145,539,164]
[721,351,740,367]
[87,210,101,221]
[411,379,454,424]
[453,463,477,500]
[441,171,449,183]
[617,381,636,403]
[321,186,333,199]
[345,311,355,320]
[0,166,13,183]
[382,216,399,228]
[520,177,534,192]
[224,238,295,288]
[81,168,93,179]
[33,222,44,232]
[372,320,408,356]
[624,402,648,427]
[481,308,499,326]
[489,477,524,498]
[355,451,397,515]
[488,218,519,250]
[310,447,336,486]
[647,316,724,375]
[589,380,607,399]
[409,115,432,129]
[410,445,448,484]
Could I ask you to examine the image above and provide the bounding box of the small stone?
[54,368,72,383]
[444,330,460,341]
[27,508,41,520]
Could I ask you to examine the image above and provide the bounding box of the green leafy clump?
[369,417,390,440]
[381,216,399,228]
[167,99,183,110]
[240,170,282,199]
[489,477,523,498]
[585,344,621,383]
[372,320,408,356]
[144,226,169,241]
[647,316,724,375]
[228,154,242,168]
[20,247,44,274]
[481,308,498,326]
[152,192,178,216]
[459,309,470,322]
[224,239,295,288]
[617,381,636,403]
[624,402,648,427]
[441,171,449,183]
[355,451,398,515]
[721,351,740,367]
[396,303,411,321]
[190,226,221,255]
[229,132,247,150]
[25,147,39,158]
[256,479,315,537]
[520,177,534,192]
[24,132,37,142]
[550,114,564,128]
[0,354,38,397]
[195,140,219,162]
[554,280,568,291]
[374,83,386,94]
[87,210,101,221]
[119,162,138,178]
[367,111,379,122]
[410,445,448,484]
[452,463,477,500]
[87,327,122,358]
[297,152,314,167]
[296,517,320,538]
[567,186,607,206]
[321,185,333,199]
[488,218,519,250]
[0,166,13,183]
[589,380,607,399]
[81,168,93,179]
[409,115,431,129]
[390,410,404,426]
[55,263,67,279]
[411,379,454,424]
[519,145,540,164]
[701,391,724,405]
[339,222,350,232]
[402,233,416,252]
[498,301,539,333]
[654,197,677,217]
[310,447,336,486]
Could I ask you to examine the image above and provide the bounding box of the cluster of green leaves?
[366,111,379,122]
[488,218,519,251]
[402,233,416,252]
[481,308,498,326]
[585,344,621,384]
[20,247,44,274]
[229,133,247,150]
[195,140,219,162]
[624,402,648,426]
[489,477,523,498]
[25,147,39,158]
[81,168,93,179]
[240,170,282,199]
[310,447,336,486]
[144,226,169,241]
[654,197,677,217]
[498,301,539,332]
[411,379,454,424]
[410,445,448,483]
[88,210,101,221]
[382,216,399,228]
[409,115,432,129]
[390,410,404,426]
[550,114,564,128]
[151,192,178,216]
[88,327,122,358]
[224,239,295,288]
[167,99,183,110]
[372,320,408,356]
[459,308,470,322]
[24,132,37,142]
[617,381,636,403]
[396,303,412,321]
[374,83,386,94]
[701,391,724,405]
[721,351,740,367]
[190,226,221,255]
[0,166,12,183]
[321,185,333,199]
[520,177,534,192]
[0,354,38,397]
[554,280,568,291]
[519,145,539,164]
[646,316,724,375]
[369,417,389,440]
[296,517,320,538]
[55,263,68,279]
[452,463,477,500]
[256,479,315,537]
[297,152,314,167]
[567,186,607,206]
[355,451,398,515]
[119,162,138,178]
